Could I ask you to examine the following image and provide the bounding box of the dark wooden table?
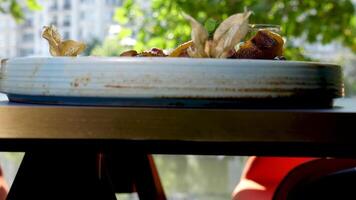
[1,94,356,199]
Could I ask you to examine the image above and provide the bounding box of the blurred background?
[0,0,355,199]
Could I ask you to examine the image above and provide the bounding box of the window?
[63,32,70,40]
[105,0,120,5]
[63,0,71,10]
[80,11,85,20]
[23,18,33,28]
[50,0,58,11]
[22,33,34,43]
[63,15,71,27]
[51,15,58,27]
[19,48,34,56]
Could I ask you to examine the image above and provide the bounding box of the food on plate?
[120,48,167,57]
[168,41,193,57]
[119,10,284,60]
[233,29,284,59]
[41,12,284,60]
[182,11,252,58]
[119,50,139,57]
[42,25,86,56]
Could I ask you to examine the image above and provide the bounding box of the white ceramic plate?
[0,57,343,108]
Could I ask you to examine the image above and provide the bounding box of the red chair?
[232,156,315,200]
[0,167,8,200]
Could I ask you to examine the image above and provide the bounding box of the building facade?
[0,14,18,58]
[0,0,121,58]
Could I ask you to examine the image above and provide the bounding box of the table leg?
[7,152,116,200]
[102,153,167,200]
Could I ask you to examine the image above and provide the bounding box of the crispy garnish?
[183,13,209,58]
[42,25,86,57]
[42,25,62,56]
[212,11,252,58]
[169,40,194,57]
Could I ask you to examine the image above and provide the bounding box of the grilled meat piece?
[138,48,167,57]
[120,48,167,57]
[120,50,139,57]
[234,30,284,59]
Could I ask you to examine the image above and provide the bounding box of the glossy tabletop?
[1,93,356,157]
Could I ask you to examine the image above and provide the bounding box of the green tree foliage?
[0,0,42,22]
[154,155,240,199]
[114,0,356,60]
[91,38,127,56]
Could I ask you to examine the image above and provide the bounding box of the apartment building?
[0,0,121,58]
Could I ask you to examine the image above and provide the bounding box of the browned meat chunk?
[120,50,139,57]
[138,48,167,57]
[120,48,167,57]
[234,30,284,59]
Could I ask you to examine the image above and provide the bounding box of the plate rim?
[2,56,341,69]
